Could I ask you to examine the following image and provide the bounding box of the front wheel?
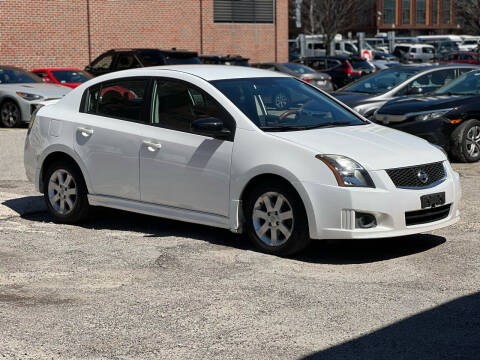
[1,101,21,128]
[43,162,90,223]
[244,183,310,256]
[451,119,480,163]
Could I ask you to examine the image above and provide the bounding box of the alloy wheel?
[466,125,480,158]
[1,102,19,127]
[252,192,294,247]
[47,169,78,215]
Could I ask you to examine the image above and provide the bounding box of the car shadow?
[300,291,480,360]
[294,234,446,265]
[4,195,446,265]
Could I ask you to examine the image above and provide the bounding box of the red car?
[439,52,480,65]
[31,68,93,88]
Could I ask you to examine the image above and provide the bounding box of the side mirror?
[192,117,231,139]
[408,87,423,95]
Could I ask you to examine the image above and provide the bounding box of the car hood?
[0,83,70,99]
[377,94,473,115]
[333,92,379,108]
[270,123,443,170]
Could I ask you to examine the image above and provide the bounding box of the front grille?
[386,162,446,189]
[405,204,451,226]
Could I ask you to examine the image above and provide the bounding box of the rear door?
[73,77,150,200]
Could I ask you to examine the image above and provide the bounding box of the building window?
[432,0,438,24]
[383,0,396,24]
[442,0,451,24]
[416,0,426,25]
[402,0,410,24]
[213,0,275,23]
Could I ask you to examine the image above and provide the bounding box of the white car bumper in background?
[302,162,461,240]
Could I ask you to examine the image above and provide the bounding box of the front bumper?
[302,162,461,240]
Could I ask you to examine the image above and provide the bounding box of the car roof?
[111,65,290,81]
[0,65,27,71]
[105,48,198,55]
[32,68,84,72]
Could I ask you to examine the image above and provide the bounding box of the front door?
[139,78,234,216]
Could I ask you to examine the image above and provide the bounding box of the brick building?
[0,0,288,70]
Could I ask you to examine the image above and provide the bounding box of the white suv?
[393,44,436,62]
[24,65,461,256]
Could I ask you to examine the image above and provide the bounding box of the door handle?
[77,127,94,137]
[142,140,162,152]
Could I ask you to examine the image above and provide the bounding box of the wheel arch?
[38,147,92,194]
[237,172,317,237]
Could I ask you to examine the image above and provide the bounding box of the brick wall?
[0,0,288,70]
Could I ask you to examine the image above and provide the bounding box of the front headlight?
[16,92,44,101]
[316,154,375,188]
[414,108,453,121]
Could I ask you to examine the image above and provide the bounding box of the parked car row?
[3,47,480,164]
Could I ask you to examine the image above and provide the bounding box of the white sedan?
[24,65,461,256]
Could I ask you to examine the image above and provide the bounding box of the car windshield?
[282,63,315,74]
[340,67,420,94]
[211,77,366,131]
[51,70,92,83]
[435,70,480,96]
[0,68,41,84]
[137,50,201,66]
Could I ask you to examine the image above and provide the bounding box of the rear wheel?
[43,161,89,223]
[244,182,310,256]
[451,119,480,163]
[1,101,21,128]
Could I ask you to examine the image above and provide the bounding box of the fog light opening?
[355,212,377,229]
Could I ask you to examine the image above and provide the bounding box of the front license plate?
[421,192,445,209]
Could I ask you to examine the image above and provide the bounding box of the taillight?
[410,53,414,59]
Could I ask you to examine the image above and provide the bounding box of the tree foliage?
[457,0,480,35]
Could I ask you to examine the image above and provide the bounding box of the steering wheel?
[278,109,300,122]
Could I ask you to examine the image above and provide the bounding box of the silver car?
[0,66,70,127]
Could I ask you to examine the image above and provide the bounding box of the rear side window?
[82,78,148,122]
[422,47,434,54]
[115,53,141,70]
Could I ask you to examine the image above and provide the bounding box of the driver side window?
[151,79,231,134]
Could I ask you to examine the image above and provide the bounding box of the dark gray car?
[333,64,478,118]
[252,62,334,92]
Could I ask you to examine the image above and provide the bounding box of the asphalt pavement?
[0,129,479,359]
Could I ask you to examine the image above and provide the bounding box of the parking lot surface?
[1,129,479,359]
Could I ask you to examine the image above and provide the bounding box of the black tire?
[244,182,311,256]
[43,161,89,224]
[450,119,480,163]
[1,100,22,128]
[272,92,290,110]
